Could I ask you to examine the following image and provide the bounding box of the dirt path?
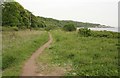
[21,32,53,76]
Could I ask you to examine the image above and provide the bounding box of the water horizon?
[77,27,119,32]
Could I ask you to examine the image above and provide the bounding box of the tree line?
[1,2,108,30]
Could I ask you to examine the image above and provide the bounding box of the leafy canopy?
[63,24,76,31]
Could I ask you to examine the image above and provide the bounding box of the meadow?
[2,30,49,76]
[0,31,2,77]
[2,1,119,77]
[37,30,118,76]
[1,28,119,76]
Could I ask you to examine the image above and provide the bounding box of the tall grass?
[38,30,118,76]
[2,30,49,76]
[0,31,2,77]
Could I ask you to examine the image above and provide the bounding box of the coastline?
[77,27,119,32]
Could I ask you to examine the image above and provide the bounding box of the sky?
[15,0,119,27]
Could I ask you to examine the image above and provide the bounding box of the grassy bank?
[0,31,2,77]
[2,30,49,76]
[38,30,118,76]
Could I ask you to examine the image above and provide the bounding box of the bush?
[78,28,119,38]
[91,31,119,38]
[63,24,76,31]
[78,28,91,37]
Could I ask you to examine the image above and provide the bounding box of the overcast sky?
[15,0,119,27]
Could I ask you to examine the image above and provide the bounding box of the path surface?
[21,32,53,76]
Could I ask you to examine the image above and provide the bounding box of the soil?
[21,32,53,76]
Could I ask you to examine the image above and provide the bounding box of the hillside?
[2,2,46,28]
[2,1,109,29]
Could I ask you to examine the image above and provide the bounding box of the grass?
[2,30,49,76]
[0,31,2,77]
[38,29,118,76]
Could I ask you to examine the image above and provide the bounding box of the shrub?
[91,31,119,38]
[78,28,91,37]
[63,24,76,31]
[78,28,119,38]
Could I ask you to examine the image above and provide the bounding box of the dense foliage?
[37,16,104,28]
[78,28,91,37]
[90,31,119,38]
[2,2,109,29]
[2,2,45,29]
[63,24,76,31]
[78,28,119,38]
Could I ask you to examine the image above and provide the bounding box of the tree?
[63,24,76,31]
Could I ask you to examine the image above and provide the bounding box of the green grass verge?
[38,30,118,76]
[2,30,49,76]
